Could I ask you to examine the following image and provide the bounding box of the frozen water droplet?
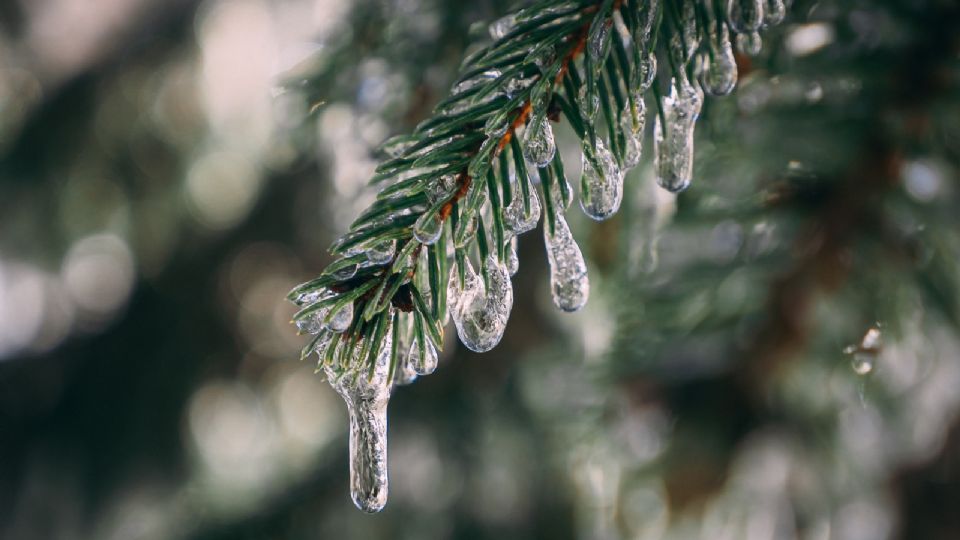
[297,315,323,335]
[577,85,600,121]
[700,25,738,96]
[503,190,541,234]
[727,0,764,33]
[621,93,647,170]
[325,302,354,333]
[427,175,458,204]
[453,70,501,95]
[764,0,786,25]
[851,353,874,375]
[325,332,393,513]
[736,31,762,56]
[413,212,443,245]
[503,75,536,99]
[488,14,517,40]
[654,78,703,193]
[415,340,438,375]
[505,236,519,276]
[294,289,326,307]
[366,240,396,266]
[579,138,623,221]
[588,18,611,62]
[523,115,556,168]
[544,214,589,312]
[332,263,358,281]
[530,44,557,73]
[449,257,512,352]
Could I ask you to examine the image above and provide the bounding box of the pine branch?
[287,0,790,512]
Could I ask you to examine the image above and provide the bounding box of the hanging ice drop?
[297,313,324,335]
[413,212,443,245]
[579,138,623,221]
[325,302,354,333]
[415,339,439,375]
[726,0,764,33]
[544,213,589,312]
[365,240,396,266]
[503,189,541,234]
[448,256,513,353]
[523,115,556,168]
[700,24,738,96]
[764,0,786,25]
[324,331,393,513]
[653,77,703,193]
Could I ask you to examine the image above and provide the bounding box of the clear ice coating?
[577,85,600,122]
[426,174,458,204]
[549,170,573,211]
[413,212,443,245]
[297,314,323,335]
[505,235,519,276]
[447,256,513,353]
[324,332,393,513]
[631,52,657,92]
[415,338,439,375]
[544,213,589,312]
[622,92,647,170]
[653,77,703,193]
[503,188,541,234]
[736,31,763,56]
[332,263,358,281]
[579,138,623,221]
[727,0,764,33]
[587,16,611,62]
[488,14,517,40]
[365,240,396,266]
[523,115,556,168]
[764,0,786,25]
[325,302,354,333]
[700,23,738,96]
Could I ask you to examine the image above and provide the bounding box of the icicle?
[413,212,443,245]
[622,92,647,170]
[365,240,396,266]
[580,138,623,221]
[736,31,762,56]
[488,14,517,40]
[448,256,512,353]
[325,302,354,333]
[544,213,589,312]
[505,235,519,276]
[654,77,703,193]
[523,115,557,168]
[700,23,738,96]
[324,332,393,513]
[764,0,786,25]
[727,0,764,33]
[503,189,541,234]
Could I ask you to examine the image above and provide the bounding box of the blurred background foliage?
[0,0,958,539]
